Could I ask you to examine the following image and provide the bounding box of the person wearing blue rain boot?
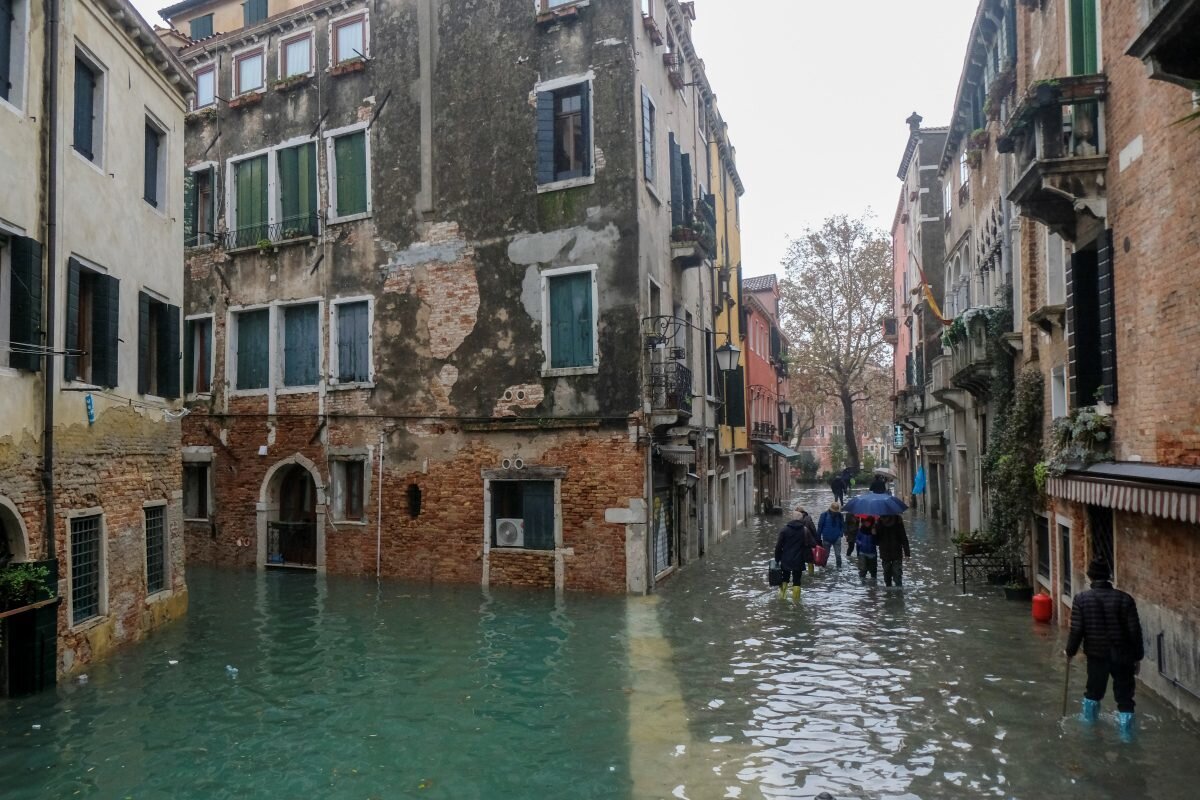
[1065,558,1145,735]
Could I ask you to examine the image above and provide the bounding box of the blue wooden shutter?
[337,301,368,382]
[283,304,319,386]
[8,236,43,372]
[1097,229,1116,405]
[144,125,159,206]
[522,482,555,550]
[73,59,95,159]
[669,134,683,227]
[137,292,151,395]
[549,273,592,369]
[641,87,653,182]
[237,309,269,389]
[536,91,555,185]
[159,304,181,399]
[183,171,196,247]
[0,0,13,102]
[189,15,213,39]
[580,82,592,176]
[243,0,267,26]
[64,259,80,381]
[334,133,367,216]
[94,274,120,388]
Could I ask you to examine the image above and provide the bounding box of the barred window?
[145,506,167,594]
[70,515,102,625]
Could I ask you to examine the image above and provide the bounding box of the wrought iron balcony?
[671,204,717,268]
[949,318,993,399]
[1127,0,1200,88]
[750,422,778,441]
[224,213,321,251]
[267,521,317,567]
[648,361,694,416]
[1003,75,1108,240]
[882,316,899,345]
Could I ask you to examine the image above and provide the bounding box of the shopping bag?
[768,560,784,586]
[812,544,830,568]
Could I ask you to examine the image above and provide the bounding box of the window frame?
[232,43,266,97]
[182,450,213,522]
[0,233,11,373]
[188,13,214,40]
[329,295,374,389]
[66,508,106,630]
[193,63,216,109]
[329,10,369,67]
[324,122,372,224]
[72,44,107,170]
[143,500,170,597]
[330,456,369,523]
[277,298,323,393]
[641,85,658,191]
[143,112,168,213]
[484,478,562,554]
[0,0,30,115]
[184,312,214,398]
[1051,364,1068,420]
[186,161,218,248]
[534,72,596,193]
[227,302,273,396]
[540,264,599,377]
[1058,515,1073,603]
[279,28,316,80]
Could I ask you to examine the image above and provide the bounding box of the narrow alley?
[3,487,1198,799]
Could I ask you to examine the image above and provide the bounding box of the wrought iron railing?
[751,422,778,440]
[185,230,220,249]
[224,213,320,250]
[648,361,693,413]
[267,521,317,566]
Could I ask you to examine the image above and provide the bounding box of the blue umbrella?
[843,491,908,516]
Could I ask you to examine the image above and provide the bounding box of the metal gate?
[652,488,673,577]
[1088,504,1115,578]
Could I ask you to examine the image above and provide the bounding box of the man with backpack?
[774,506,818,600]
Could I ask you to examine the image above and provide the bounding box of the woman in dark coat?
[774,506,817,600]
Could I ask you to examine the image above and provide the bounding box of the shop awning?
[1048,463,1200,524]
[763,443,802,461]
[655,444,696,466]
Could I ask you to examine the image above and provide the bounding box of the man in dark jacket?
[869,474,888,494]
[829,476,846,505]
[774,507,817,601]
[874,515,910,587]
[1066,558,1144,732]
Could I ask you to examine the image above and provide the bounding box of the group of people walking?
[773,501,911,599]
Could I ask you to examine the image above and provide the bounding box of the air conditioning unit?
[495,518,525,548]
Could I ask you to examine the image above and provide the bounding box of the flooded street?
[3,486,1199,799]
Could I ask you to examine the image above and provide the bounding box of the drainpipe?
[40,0,61,562]
[375,431,385,577]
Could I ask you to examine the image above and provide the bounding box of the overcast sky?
[134,0,978,278]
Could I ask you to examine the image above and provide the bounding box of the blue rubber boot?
[1081,698,1100,723]
[1117,711,1135,741]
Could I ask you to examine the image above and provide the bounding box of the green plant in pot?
[0,563,53,611]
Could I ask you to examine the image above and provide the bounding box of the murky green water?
[3,486,1199,799]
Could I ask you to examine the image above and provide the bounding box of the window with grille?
[1036,516,1051,580]
[145,506,166,594]
[70,515,102,625]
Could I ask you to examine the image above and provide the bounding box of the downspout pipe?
[41,0,61,561]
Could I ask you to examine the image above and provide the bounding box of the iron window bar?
[223,213,320,250]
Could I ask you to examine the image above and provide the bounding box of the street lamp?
[777,398,792,415]
[714,341,741,373]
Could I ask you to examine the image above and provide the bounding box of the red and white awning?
[1048,476,1200,524]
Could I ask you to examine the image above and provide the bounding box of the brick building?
[159,0,747,593]
[0,0,192,694]
[741,275,797,512]
[1007,0,1200,720]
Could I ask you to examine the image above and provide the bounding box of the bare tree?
[786,364,825,447]
[780,213,892,472]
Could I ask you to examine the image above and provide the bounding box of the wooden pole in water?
[1062,656,1071,717]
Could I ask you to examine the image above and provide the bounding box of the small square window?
[184,463,210,520]
[536,81,592,187]
[243,0,267,27]
[281,33,312,78]
[194,66,215,109]
[234,50,264,96]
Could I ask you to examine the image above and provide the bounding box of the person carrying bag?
[817,502,844,568]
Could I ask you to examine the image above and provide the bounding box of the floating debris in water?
[31,724,41,730]
[77,674,89,684]
[168,660,179,666]
[225,665,239,677]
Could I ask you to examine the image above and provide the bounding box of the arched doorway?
[0,498,28,567]
[258,456,326,570]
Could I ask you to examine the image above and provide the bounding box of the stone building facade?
[0,0,191,694]
[161,0,746,593]
[1009,0,1200,720]
[742,275,796,513]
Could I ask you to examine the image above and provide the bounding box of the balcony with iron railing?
[750,421,779,441]
[949,317,993,399]
[648,361,694,417]
[266,521,317,568]
[663,52,685,90]
[1002,75,1108,239]
[224,213,321,251]
[671,195,718,268]
[1127,0,1200,88]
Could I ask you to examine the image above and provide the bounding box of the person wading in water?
[774,506,817,601]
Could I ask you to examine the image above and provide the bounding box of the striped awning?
[655,444,696,466]
[1048,473,1200,524]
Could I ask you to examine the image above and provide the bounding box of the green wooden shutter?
[189,14,213,40]
[183,170,196,247]
[279,144,317,236]
[237,309,269,390]
[9,236,43,372]
[144,125,159,206]
[235,155,268,247]
[669,134,683,227]
[159,304,181,399]
[334,132,367,217]
[93,274,120,388]
[278,145,299,226]
[536,91,555,185]
[549,273,592,369]
[243,0,267,26]
[283,304,318,386]
[183,319,195,395]
[64,259,81,381]
[1071,0,1098,75]
[572,273,593,368]
[337,301,368,382]
[298,143,317,233]
[0,0,13,102]
[137,292,151,395]
[522,482,555,550]
[720,365,745,427]
[73,59,95,159]
[681,153,693,223]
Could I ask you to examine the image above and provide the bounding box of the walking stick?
[1062,656,1071,717]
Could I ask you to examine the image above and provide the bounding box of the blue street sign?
[893,425,905,448]
[85,394,95,426]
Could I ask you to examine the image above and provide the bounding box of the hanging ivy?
[1045,406,1114,476]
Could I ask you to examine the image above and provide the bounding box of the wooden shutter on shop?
[64,259,81,381]
[8,236,43,372]
[536,91,555,185]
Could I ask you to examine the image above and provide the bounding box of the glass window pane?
[284,37,310,77]
[336,20,363,63]
[238,53,263,93]
[196,70,215,107]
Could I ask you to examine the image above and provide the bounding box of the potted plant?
[953,530,994,556]
[1003,577,1034,602]
[0,563,53,612]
